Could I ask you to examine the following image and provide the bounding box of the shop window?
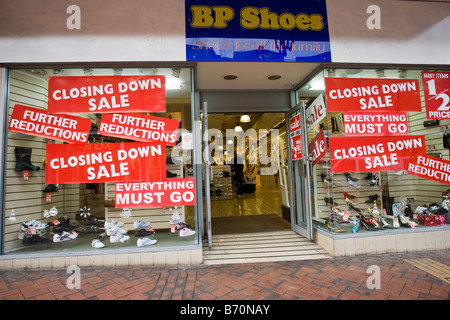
[3,67,198,254]
[297,68,450,235]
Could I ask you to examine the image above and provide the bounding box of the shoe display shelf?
[313,157,384,228]
[210,165,233,201]
[103,160,185,232]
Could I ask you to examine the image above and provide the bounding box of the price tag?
[46,193,52,202]
[23,171,29,181]
[422,72,450,119]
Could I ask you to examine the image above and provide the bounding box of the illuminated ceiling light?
[234,125,243,132]
[218,145,223,150]
[240,114,251,123]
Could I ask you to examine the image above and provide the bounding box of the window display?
[298,67,450,235]
[4,67,197,255]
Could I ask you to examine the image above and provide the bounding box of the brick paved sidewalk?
[0,250,449,301]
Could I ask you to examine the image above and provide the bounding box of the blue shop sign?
[185,0,331,62]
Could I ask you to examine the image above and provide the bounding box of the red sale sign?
[329,135,426,173]
[343,112,408,136]
[308,129,327,167]
[408,155,450,185]
[8,104,92,144]
[289,114,302,160]
[115,178,195,208]
[45,142,166,184]
[422,72,450,119]
[48,76,166,114]
[325,78,421,112]
[98,113,180,146]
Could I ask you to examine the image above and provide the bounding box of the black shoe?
[365,194,379,203]
[166,170,178,178]
[135,228,155,237]
[360,218,377,231]
[85,216,104,227]
[348,204,362,213]
[43,184,58,192]
[14,147,40,172]
[176,222,191,230]
[345,172,359,181]
[367,176,379,186]
[23,235,49,246]
[324,197,339,206]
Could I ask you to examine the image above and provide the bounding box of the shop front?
[0,0,450,269]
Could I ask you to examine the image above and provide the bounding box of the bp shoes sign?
[185,0,331,62]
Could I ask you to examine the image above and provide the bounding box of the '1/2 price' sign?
[422,72,450,119]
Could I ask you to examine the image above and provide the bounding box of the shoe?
[135,227,155,237]
[321,173,335,187]
[104,219,123,229]
[176,222,192,230]
[343,192,356,199]
[348,203,362,213]
[137,237,157,247]
[78,225,104,233]
[324,197,339,206]
[22,219,48,230]
[91,239,105,248]
[363,173,373,180]
[179,228,196,237]
[133,220,151,229]
[85,216,104,227]
[14,147,40,172]
[345,197,359,207]
[53,231,78,242]
[169,207,183,225]
[379,217,391,228]
[347,178,362,189]
[345,172,359,182]
[365,194,379,204]
[43,184,58,192]
[367,175,379,186]
[360,217,377,231]
[23,234,49,246]
[166,170,178,178]
[106,225,128,236]
[110,233,130,243]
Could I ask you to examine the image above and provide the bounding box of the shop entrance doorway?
[205,111,291,235]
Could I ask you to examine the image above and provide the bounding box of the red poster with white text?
[8,104,92,143]
[421,72,450,119]
[343,112,408,136]
[308,129,327,167]
[115,178,196,208]
[45,142,166,184]
[325,78,421,112]
[48,76,166,114]
[329,135,426,173]
[98,113,180,146]
[407,154,450,185]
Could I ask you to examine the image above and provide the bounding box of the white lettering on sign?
[306,94,326,132]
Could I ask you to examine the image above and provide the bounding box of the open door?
[202,102,213,248]
[286,102,313,240]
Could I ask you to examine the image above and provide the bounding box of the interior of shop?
[204,112,292,235]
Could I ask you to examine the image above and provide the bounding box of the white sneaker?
[133,220,151,229]
[107,225,128,236]
[110,233,130,243]
[53,231,78,242]
[179,228,196,237]
[137,237,157,247]
[104,219,124,229]
[91,239,105,248]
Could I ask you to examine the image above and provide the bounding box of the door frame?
[285,102,314,240]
